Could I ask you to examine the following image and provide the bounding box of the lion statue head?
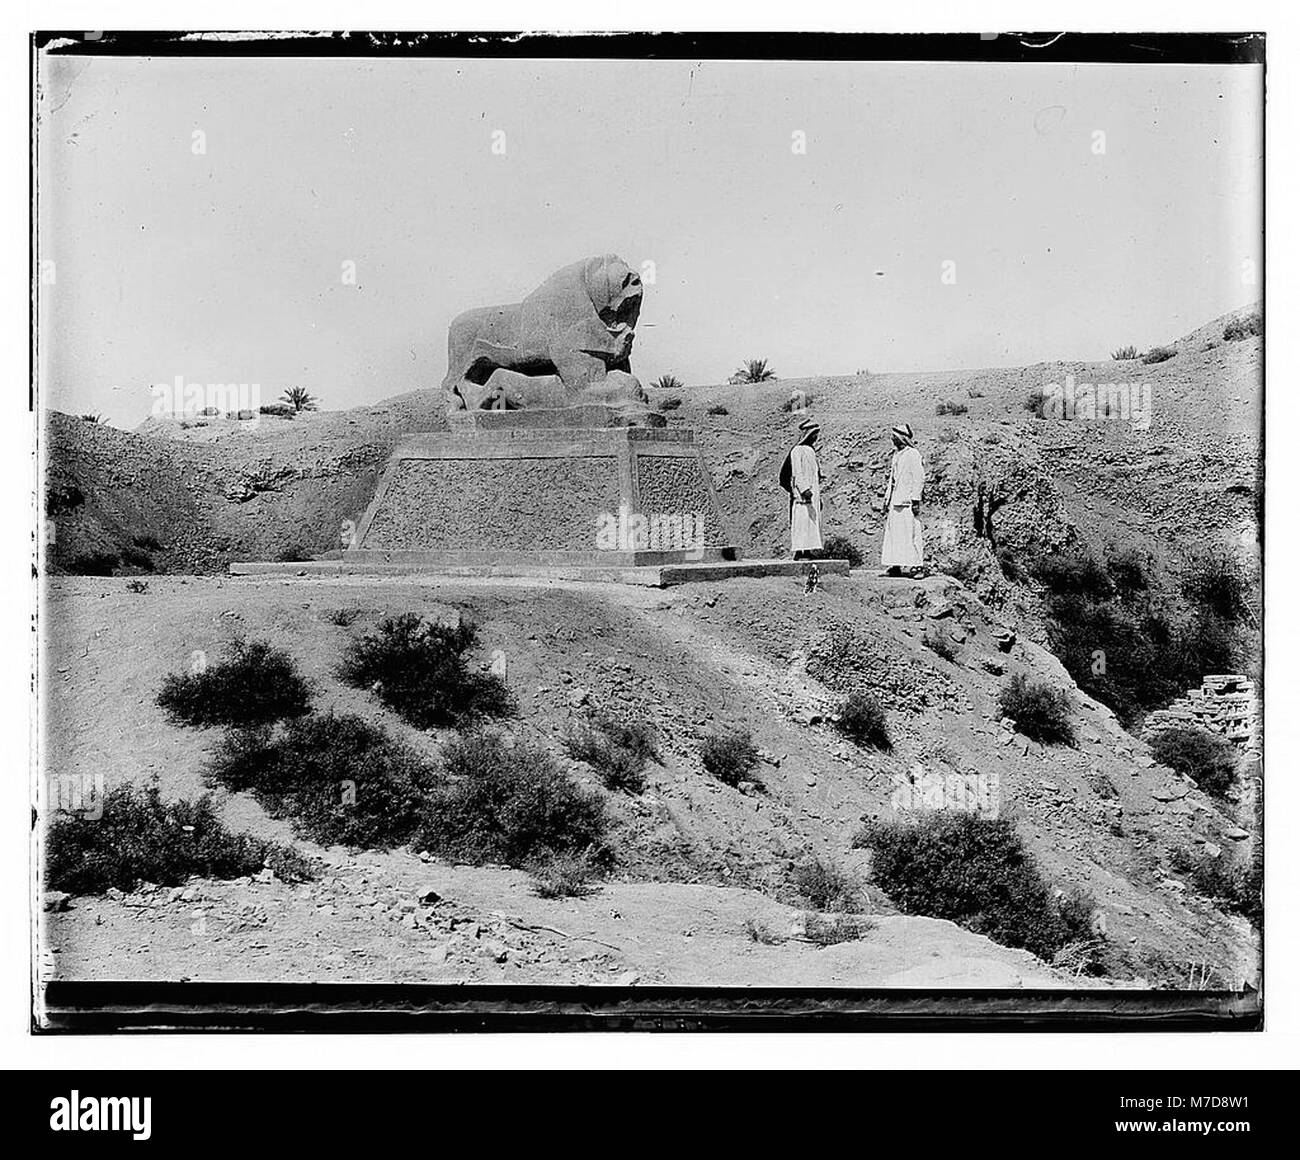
[583,254,643,333]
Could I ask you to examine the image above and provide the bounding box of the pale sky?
[37,55,1262,426]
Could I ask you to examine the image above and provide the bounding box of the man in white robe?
[779,418,823,559]
[881,422,925,575]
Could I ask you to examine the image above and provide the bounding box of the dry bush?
[158,640,311,729]
[46,783,314,895]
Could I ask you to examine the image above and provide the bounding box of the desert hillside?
[39,304,1262,989]
[45,304,1261,587]
[42,564,1255,987]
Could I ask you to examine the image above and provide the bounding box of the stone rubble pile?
[1141,674,1259,754]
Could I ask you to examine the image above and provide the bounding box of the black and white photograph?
[11,12,1293,1097]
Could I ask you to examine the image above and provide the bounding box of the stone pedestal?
[347,410,742,566]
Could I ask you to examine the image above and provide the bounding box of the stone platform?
[347,415,743,566]
[228,557,851,588]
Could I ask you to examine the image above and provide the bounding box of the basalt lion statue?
[440,254,651,418]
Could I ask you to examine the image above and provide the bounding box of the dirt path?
[43,851,1087,989]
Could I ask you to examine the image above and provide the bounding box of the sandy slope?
[39,573,1256,989]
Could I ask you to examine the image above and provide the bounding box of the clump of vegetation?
[259,403,296,418]
[1023,387,1047,415]
[1142,345,1177,365]
[416,731,609,868]
[206,712,441,849]
[789,857,865,913]
[1019,540,1248,729]
[816,533,863,568]
[564,714,658,794]
[923,626,958,662]
[997,673,1074,745]
[803,913,875,946]
[733,357,776,383]
[529,852,599,899]
[1105,544,1150,596]
[46,483,85,516]
[67,551,120,576]
[1181,549,1252,622]
[281,386,319,412]
[1168,846,1261,928]
[942,549,985,585]
[79,413,104,424]
[935,399,969,416]
[835,691,891,751]
[706,403,729,416]
[743,917,786,945]
[45,782,314,895]
[966,384,986,398]
[119,544,156,572]
[854,812,1100,965]
[339,612,513,729]
[1111,345,1139,360]
[700,730,760,787]
[778,391,813,412]
[652,373,683,391]
[325,608,361,627]
[1147,727,1239,798]
[1032,551,1114,601]
[1223,312,1262,342]
[658,396,683,412]
[274,544,314,563]
[1044,593,1239,729]
[157,640,312,729]
[126,579,149,594]
[132,533,163,551]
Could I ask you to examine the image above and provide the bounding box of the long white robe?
[881,445,925,567]
[789,444,822,552]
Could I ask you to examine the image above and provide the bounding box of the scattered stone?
[418,888,443,905]
[1224,827,1249,841]
[42,891,72,913]
[253,868,276,884]
[481,939,509,963]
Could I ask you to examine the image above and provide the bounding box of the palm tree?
[281,387,318,412]
[733,358,776,383]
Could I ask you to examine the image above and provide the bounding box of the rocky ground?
[41,857,1083,989]
[39,572,1257,989]
[38,304,1262,991]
